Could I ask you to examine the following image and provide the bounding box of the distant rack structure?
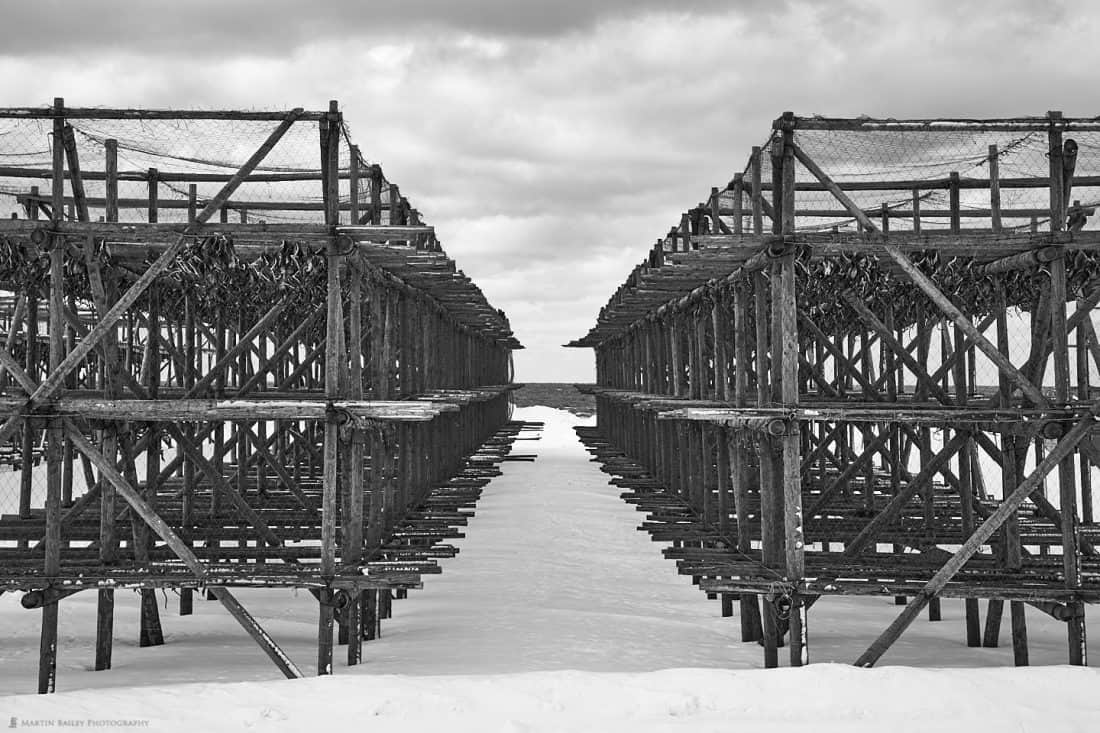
[569,111,1100,668]
[0,98,523,692]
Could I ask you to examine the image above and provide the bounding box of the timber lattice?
[0,98,524,692]
[569,112,1100,668]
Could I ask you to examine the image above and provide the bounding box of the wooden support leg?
[347,591,362,666]
[38,603,59,694]
[95,589,114,670]
[317,588,334,676]
[1010,601,1029,666]
[39,419,63,694]
[362,590,379,641]
[337,610,349,646]
[761,597,779,668]
[1067,602,1087,666]
[740,595,763,642]
[66,421,303,679]
[965,598,982,647]
[139,590,164,648]
[789,595,807,667]
[983,599,1003,647]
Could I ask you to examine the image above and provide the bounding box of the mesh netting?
[0,111,407,226]
[714,122,1100,235]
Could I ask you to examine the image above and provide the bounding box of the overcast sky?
[2,1,1098,381]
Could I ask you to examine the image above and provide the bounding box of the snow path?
[360,406,748,673]
[1,407,1098,729]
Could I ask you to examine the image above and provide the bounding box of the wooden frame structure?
[570,112,1100,668]
[0,99,522,692]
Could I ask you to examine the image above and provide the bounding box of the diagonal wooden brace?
[854,415,1094,667]
[242,424,320,514]
[161,423,294,552]
[64,418,303,678]
[844,431,971,557]
[0,109,304,446]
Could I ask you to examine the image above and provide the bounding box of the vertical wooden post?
[147,168,158,223]
[754,263,782,665]
[105,140,118,223]
[712,289,728,402]
[750,147,763,234]
[993,285,1027,662]
[732,173,744,235]
[1077,297,1094,526]
[1049,112,1065,231]
[1047,112,1085,664]
[19,293,36,525]
[95,140,121,666]
[138,287,164,648]
[349,144,360,224]
[318,100,342,676]
[778,113,806,666]
[187,183,197,223]
[915,320,940,621]
[732,281,763,640]
[669,314,684,398]
[948,172,960,234]
[180,293,197,615]
[370,165,383,227]
[953,319,981,646]
[345,260,365,665]
[988,145,1002,232]
[38,99,66,695]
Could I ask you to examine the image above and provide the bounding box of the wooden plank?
[0,106,324,121]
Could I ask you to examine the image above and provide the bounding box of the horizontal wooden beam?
[0,397,463,421]
[786,115,1100,132]
[723,174,1100,194]
[0,107,327,121]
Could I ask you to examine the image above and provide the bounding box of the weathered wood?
[878,243,1049,406]
[989,145,1002,231]
[854,415,1094,667]
[64,421,304,679]
[0,110,306,449]
[39,146,64,692]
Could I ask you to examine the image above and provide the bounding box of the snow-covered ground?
[1,406,1097,730]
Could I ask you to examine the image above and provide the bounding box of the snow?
[4,665,1100,733]
[1,405,1097,730]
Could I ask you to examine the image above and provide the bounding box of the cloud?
[2,0,1099,382]
[0,0,783,56]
